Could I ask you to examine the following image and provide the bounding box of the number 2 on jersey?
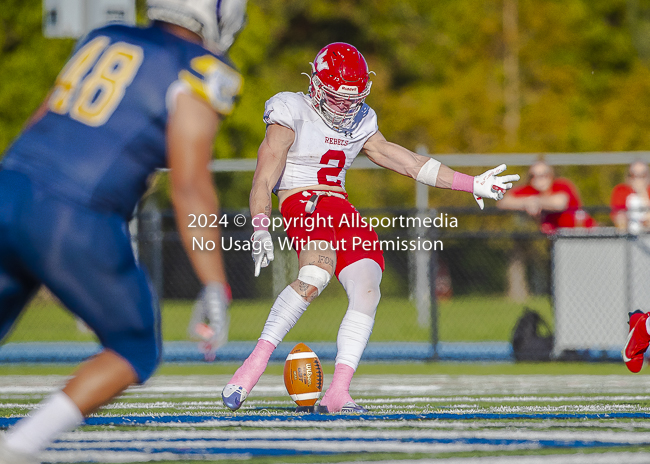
[317,150,346,187]
[49,36,144,127]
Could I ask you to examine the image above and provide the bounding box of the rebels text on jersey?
[263,92,378,192]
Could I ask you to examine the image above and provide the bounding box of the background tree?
[2,0,650,212]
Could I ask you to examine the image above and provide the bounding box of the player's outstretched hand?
[473,164,520,210]
[188,282,231,361]
[252,230,274,277]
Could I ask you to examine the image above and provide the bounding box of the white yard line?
[334,453,650,464]
[56,428,650,443]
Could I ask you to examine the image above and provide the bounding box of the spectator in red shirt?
[610,160,650,233]
[497,160,595,234]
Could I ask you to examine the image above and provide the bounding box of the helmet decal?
[315,50,330,72]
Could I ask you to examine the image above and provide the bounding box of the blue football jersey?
[2,23,242,218]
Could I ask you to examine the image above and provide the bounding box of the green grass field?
[6,293,552,343]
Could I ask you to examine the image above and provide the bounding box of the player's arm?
[250,124,294,218]
[362,131,520,209]
[168,91,232,358]
[362,130,456,186]
[168,91,226,285]
[249,123,294,276]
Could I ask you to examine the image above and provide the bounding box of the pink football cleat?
[623,310,650,373]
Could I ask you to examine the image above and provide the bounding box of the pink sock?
[320,363,355,412]
[451,172,474,193]
[229,339,275,393]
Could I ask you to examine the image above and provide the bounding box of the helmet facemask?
[309,68,371,132]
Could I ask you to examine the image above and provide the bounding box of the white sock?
[335,310,375,369]
[5,391,84,455]
[260,286,310,345]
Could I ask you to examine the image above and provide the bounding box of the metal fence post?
[412,146,432,328]
[414,146,439,358]
[429,224,439,360]
[412,181,432,327]
[140,198,163,302]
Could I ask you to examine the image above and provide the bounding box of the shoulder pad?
[263,93,307,130]
[178,55,242,115]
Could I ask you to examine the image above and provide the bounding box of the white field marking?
[431,403,650,413]
[5,375,650,401]
[101,401,224,410]
[335,452,650,464]
[40,450,250,463]
[5,374,650,397]
[186,418,648,430]
[97,418,650,430]
[57,428,650,443]
[39,444,532,464]
[219,419,650,429]
[36,395,646,410]
[347,375,650,396]
[82,402,649,416]
[48,437,537,454]
[356,395,650,404]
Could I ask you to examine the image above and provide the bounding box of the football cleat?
[0,435,39,464]
[623,310,650,373]
[315,401,368,414]
[222,384,248,411]
[340,401,369,413]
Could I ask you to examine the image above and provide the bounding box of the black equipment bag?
[511,308,554,361]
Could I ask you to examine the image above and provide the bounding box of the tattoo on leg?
[292,280,317,303]
[317,255,334,268]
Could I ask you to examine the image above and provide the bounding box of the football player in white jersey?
[222,43,519,413]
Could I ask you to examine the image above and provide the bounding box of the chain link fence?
[4,201,571,362]
[2,199,635,362]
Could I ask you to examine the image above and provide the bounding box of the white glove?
[472,164,520,210]
[251,230,274,277]
[188,283,230,361]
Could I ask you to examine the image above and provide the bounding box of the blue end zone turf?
[0,341,623,363]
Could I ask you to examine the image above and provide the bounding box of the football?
[283,343,323,407]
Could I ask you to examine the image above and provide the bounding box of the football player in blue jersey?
[0,1,246,462]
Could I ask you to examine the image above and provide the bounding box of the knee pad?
[298,265,332,295]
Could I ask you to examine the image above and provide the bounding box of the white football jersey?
[263,92,378,192]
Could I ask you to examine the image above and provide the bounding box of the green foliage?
[2,0,650,209]
[0,0,74,151]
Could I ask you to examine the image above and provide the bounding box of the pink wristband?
[451,172,474,193]
[252,213,269,232]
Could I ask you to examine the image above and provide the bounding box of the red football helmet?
[307,43,372,131]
